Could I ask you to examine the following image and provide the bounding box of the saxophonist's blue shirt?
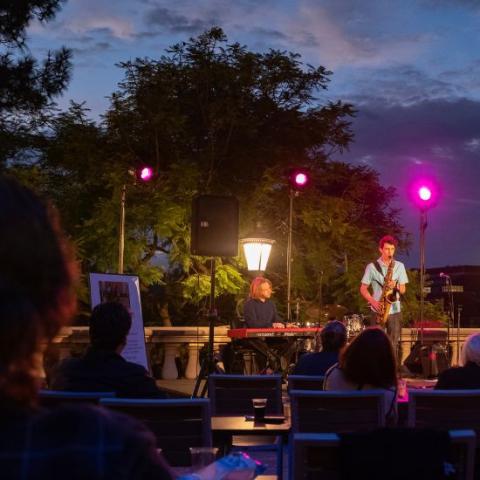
[361,258,409,314]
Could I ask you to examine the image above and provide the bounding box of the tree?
[24,28,437,325]
[104,27,354,195]
[95,27,359,321]
[0,0,71,166]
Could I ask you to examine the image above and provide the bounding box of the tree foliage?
[4,27,444,325]
[0,0,71,167]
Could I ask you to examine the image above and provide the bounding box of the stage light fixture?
[138,165,154,182]
[288,169,310,190]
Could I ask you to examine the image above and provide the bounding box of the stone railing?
[46,326,477,380]
[47,325,231,381]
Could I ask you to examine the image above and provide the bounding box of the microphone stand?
[445,276,454,365]
[456,305,462,365]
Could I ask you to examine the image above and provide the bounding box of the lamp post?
[118,165,155,274]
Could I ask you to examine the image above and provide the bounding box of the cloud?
[65,16,134,39]
[464,138,480,152]
[144,6,217,34]
[332,64,467,108]
[71,41,113,56]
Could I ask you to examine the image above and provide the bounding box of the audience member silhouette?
[293,320,347,376]
[324,327,398,422]
[0,176,174,479]
[51,301,168,398]
[436,332,480,389]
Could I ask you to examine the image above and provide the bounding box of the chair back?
[39,389,115,408]
[292,430,475,480]
[408,389,480,435]
[288,375,324,392]
[100,398,211,466]
[208,374,283,416]
[290,390,386,434]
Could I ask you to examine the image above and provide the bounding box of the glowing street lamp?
[241,237,274,272]
[118,165,155,273]
[240,222,275,272]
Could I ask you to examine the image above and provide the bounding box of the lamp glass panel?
[243,242,272,271]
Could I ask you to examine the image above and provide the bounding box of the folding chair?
[208,374,284,478]
[290,389,386,434]
[287,375,324,393]
[291,430,475,480]
[39,389,115,408]
[100,398,211,466]
[408,389,480,433]
[408,389,480,476]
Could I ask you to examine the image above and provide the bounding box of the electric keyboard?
[228,327,321,339]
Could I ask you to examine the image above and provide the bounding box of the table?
[212,415,291,452]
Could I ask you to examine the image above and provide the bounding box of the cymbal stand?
[456,305,462,365]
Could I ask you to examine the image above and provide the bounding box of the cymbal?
[303,304,347,322]
[321,304,347,315]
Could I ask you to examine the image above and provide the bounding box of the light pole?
[118,183,127,274]
[414,183,436,344]
[286,169,309,322]
[419,206,427,344]
[118,166,155,274]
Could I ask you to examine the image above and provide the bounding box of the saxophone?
[377,259,398,325]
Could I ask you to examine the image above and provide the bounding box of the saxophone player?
[360,235,408,361]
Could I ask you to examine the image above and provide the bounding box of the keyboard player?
[243,277,284,329]
[241,277,292,373]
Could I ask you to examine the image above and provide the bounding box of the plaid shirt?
[0,404,173,480]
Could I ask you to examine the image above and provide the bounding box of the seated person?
[436,332,480,389]
[243,276,284,328]
[51,302,167,398]
[293,320,347,376]
[324,327,398,423]
[241,277,296,372]
[0,176,172,479]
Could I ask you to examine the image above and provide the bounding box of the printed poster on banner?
[89,273,149,371]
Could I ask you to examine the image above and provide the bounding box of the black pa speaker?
[190,195,239,256]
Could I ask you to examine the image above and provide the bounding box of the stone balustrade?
[45,326,477,380]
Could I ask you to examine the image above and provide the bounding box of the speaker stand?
[192,258,218,398]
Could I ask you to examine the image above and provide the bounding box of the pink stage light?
[409,177,439,210]
[289,169,309,190]
[294,172,308,186]
[418,186,432,201]
[139,166,154,182]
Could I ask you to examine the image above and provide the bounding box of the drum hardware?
[343,314,365,338]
